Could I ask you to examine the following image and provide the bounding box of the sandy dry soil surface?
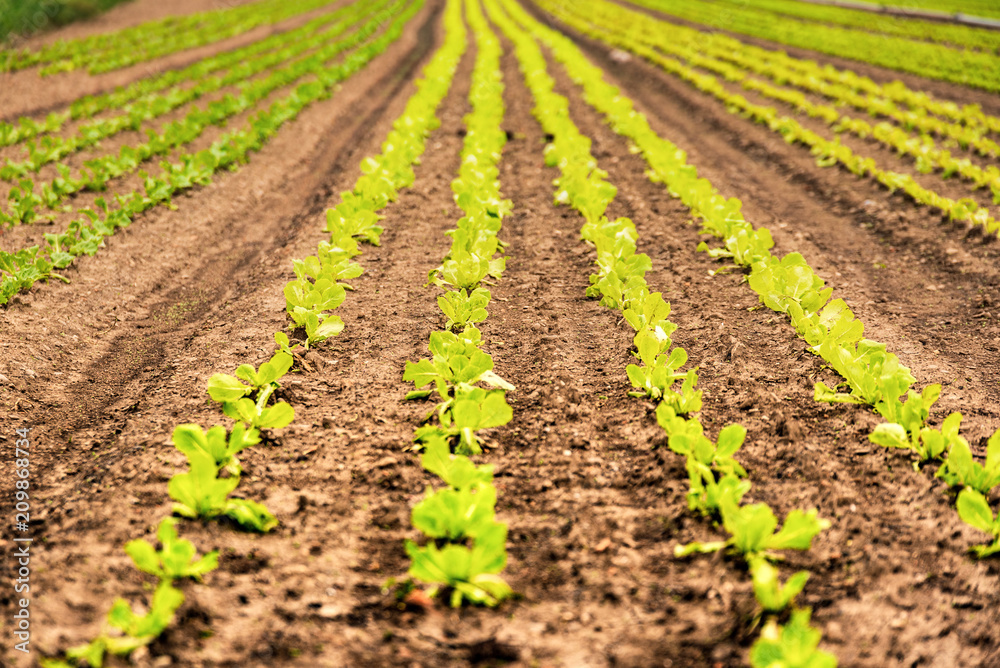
[1,0,999,666]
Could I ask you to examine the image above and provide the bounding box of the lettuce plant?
[869,411,964,467]
[956,488,1000,558]
[438,287,491,331]
[125,517,219,581]
[405,521,512,608]
[41,582,186,668]
[415,387,513,455]
[169,445,277,532]
[750,608,837,668]
[171,423,260,476]
[676,494,829,560]
[937,429,1000,495]
[750,557,810,613]
[626,328,689,401]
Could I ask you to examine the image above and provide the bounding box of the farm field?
[1,0,999,666]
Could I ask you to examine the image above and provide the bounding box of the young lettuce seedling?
[169,445,278,532]
[626,328,689,401]
[937,428,1000,495]
[292,247,363,286]
[749,556,810,613]
[659,408,748,478]
[405,521,512,608]
[171,423,259,477]
[657,407,750,515]
[438,287,491,331]
[660,369,704,416]
[428,250,503,290]
[124,517,219,581]
[749,608,837,668]
[325,197,386,246]
[284,276,346,347]
[420,434,494,489]
[956,488,1000,558]
[412,482,499,542]
[274,331,300,356]
[816,339,917,423]
[685,462,752,517]
[415,387,513,455]
[870,410,964,468]
[622,291,677,339]
[676,494,829,561]
[404,328,514,419]
[207,353,295,431]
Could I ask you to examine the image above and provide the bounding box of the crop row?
[493,0,836,663]
[0,0,387,183]
[1,0,340,75]
[526,0,1000,559]
[538,0,1000,239]
[0,0,419,307]
[620,0,1000,93]
[402,0,514,607]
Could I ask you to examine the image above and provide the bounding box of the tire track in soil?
[531,11,1000,667]
[0,0,441,602]
[524,3,1000,429]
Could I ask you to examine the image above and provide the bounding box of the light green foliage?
[956,488,1000,558]
[403,0,514,609]
[44,582,186,668]
[220,395,295,431]
[750,608,838,668]
[421,434,495,489]
[750,557,810,613]
[170,423,259,477]
[626,328,690,402]
[124,517,219,581]
[492,0,834,655]
[676,494,829,560]
[405,522,512,608]
[438,287,491,331]
[168,441,277,532]
[937,428,1000,495]
[207,351,295,431]
[3,0,422,306]
[870,410,964,466]
[404,328,513,413]
[284,277,347,347]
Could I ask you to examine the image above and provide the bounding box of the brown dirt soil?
[1,0,1000,667]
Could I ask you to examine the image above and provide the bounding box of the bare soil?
[1,1,999,667]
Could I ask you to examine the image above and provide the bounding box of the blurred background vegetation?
[1,0,136,44]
